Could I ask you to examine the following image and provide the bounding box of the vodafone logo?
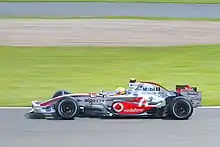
[124,108,144,113]
[112,102,124,112]
[112,102,144,113]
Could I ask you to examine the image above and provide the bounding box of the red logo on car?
[112,102,124,112]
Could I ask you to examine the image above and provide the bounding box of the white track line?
[0,107,31,109]
[0,106,220,109]
[198,106,220,109]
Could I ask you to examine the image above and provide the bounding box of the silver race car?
[25,78,202,120]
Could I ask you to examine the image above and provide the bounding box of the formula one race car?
[24,78,202,120]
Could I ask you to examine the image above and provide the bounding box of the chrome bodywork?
[27,81,202,119]
[126,82,202,108]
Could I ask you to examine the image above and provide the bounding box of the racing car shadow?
[76,115,185,120]
[40,115,164,121]
[25,113,188,121]
[39,114,188,120]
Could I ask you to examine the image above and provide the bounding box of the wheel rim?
[173,100,191,118]
[60,101,76,117]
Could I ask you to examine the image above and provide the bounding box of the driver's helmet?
[115,87,126,95]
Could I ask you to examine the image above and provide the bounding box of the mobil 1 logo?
[143,86,160,91]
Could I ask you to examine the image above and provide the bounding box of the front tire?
[55,97,79,120]
[168,97,193,120]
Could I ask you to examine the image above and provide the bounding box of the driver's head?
[115,87,126,95]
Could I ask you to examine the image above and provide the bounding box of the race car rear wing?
[176,85,202,108]
[176,85,197,92]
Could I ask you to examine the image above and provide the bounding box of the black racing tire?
[168,97,194,120]
[54,97,79,120]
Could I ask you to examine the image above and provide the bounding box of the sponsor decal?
[124,108,144,113]
[112,102,124,112]
[143,87,160,91]
[84,98,105,105]
[138,97,148,107]
[113,102,144,113]
[138,96,154,107]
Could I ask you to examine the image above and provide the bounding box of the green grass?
[1,0,220,4]
[1,16,220,21]
[0,45,220,106]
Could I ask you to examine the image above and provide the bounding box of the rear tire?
[54,97,79,120]
[167,97,193,120]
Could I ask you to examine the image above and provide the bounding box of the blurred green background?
[0,45,219,106]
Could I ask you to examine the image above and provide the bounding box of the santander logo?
[112,102,124,112]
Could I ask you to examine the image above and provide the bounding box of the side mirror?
[99,89,104,95]
[100,89,104,94]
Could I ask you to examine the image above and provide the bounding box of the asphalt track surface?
[1,2,220,18]
[0,108,220,147]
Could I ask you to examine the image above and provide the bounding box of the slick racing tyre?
[168,97,193,120]
[54,97,79,120]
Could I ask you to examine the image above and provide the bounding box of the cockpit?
[100,78,169,97]
[127,78,168,95]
